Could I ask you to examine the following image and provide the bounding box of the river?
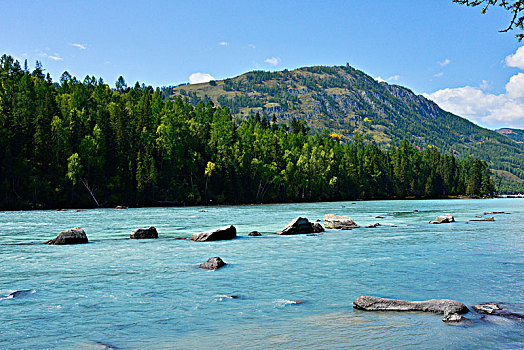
[1,198,522,349]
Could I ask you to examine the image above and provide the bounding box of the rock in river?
[429,213,455,224]
[323,214,359,230]
[470,217,495,222]
[200,257,226,270]
[353,296,469,314]
[190,225,237,242]
[473,302,524,320]
[276,217,324,235]
[130,226,158,239]
[44,228,88,245]
[248,231,262,236]
[442,311,472,324]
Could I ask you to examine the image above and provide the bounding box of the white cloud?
[189,72,215,84]
[505,72,524,99]
[423,47,524,128]
[48,55,63,61]
[505,46,524,69]
[39,51,63,61]
[71,43,87,50]
[424,82,524,128]
[438,58,451,67]
[434,72,444,77]
[375,75,399,83]
[264,57,280,66]
[218,41,229,46]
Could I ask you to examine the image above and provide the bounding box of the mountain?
[172,65,524,193]
[497,128,524,146]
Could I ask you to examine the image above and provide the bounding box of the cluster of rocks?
[353,296,523,325]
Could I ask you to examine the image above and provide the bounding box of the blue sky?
[1,0,523,129]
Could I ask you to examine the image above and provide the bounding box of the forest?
[0,55,495,209]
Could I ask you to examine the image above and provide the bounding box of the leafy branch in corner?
[453,0,524,40]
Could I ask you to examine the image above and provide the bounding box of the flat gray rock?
[429,213,455,224]
[323,214,359,229]
[353,296,468,314]
[190,225,236,242]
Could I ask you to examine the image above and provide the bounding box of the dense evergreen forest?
[0,55,495,209]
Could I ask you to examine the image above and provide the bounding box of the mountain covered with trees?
[0,55,496,209]
[172,65,524,193]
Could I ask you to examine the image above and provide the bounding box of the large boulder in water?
[130,226,158,239]
[323,213,359,229]
[190,225,237,242]
[44,228,88,245]
[200,257,226,270]
[276,217,324,235]
[429,213,455,224]
[353,296,468,314]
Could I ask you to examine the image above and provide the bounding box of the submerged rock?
[366,223,381,228]
[130,226,158,239]
[484,211,510,215]
[353,296,468,314]
[276,217,324,235]
[191,225,237,242]
[429,213,455,224]
[200,257,226,270]
[44,228,88,245]
[473,302,524,320]
[470,217,495,222]
[248,231,262,236]
[323,214,359,230]
[5,289,34,299]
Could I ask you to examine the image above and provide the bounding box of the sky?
[1,0,523,129]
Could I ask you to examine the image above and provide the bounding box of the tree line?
[0,55,495,209]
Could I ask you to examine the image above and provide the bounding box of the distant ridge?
[172,65,524,193]
[497,128,524,145]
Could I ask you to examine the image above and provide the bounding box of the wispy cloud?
[434,72,444,77]
[189,72,215,84]
[71,43,87,50]
[424,47,524,128]
[388,75,400,81]
[218,41,229,46]
[265,57,280,66]
[438,58,451,67]
[39,51,63,61]
[248,43,256,49]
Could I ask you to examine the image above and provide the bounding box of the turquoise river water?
[0,198,523,349]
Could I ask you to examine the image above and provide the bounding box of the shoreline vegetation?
[0,55,495,210]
